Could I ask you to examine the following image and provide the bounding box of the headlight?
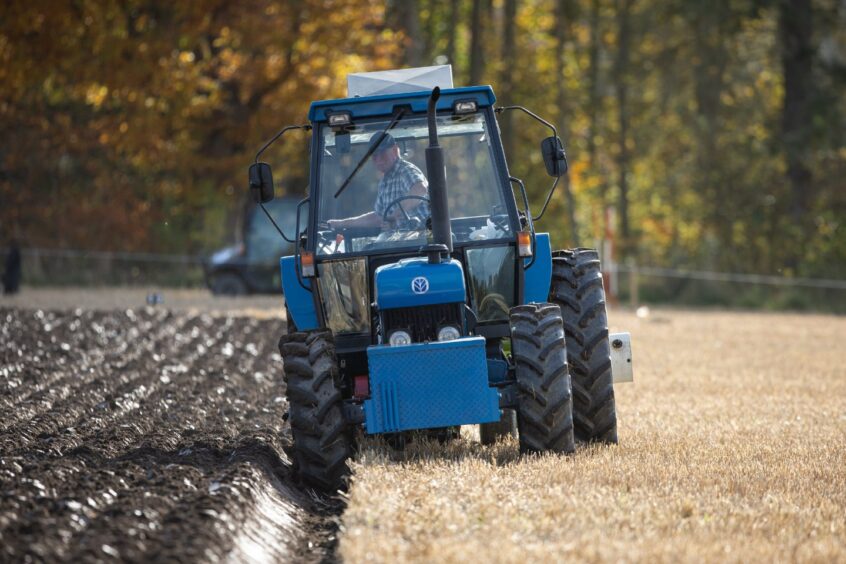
[388,330,412,346]
[437,326,461,341]
[327,111,352,127]
[453,100,478,114]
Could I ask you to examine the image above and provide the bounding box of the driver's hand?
[382,214,398,231]
[383,209,402,229]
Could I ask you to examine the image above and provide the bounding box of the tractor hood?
[374,258,465,310]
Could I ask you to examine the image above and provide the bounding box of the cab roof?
[308,85,497,123]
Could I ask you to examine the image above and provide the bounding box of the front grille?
[382,303,463,343]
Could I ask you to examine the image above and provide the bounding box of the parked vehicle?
[204,197,298,295]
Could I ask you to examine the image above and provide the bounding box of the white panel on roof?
[347,65,454,98]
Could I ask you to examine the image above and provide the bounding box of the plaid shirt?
[373,158,430,224]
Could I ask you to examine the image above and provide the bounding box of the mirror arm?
[259,203,295,243]
[532,175,560,223]
[255,124,311,163]
[496,106,564,223]
[251,123,311,244]
[509,176,537,270]
[495,105,557,139]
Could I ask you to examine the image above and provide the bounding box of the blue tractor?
[248,68,633,491]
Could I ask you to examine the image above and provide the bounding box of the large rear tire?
[510,303,575,454]
[549,249,618,444]
[279,330,351,491]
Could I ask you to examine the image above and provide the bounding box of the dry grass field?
[339,309,846,563]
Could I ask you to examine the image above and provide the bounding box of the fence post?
[628,259,639,309]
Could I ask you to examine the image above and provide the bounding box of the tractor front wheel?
[279,330,351,491]
[510,303,575,454]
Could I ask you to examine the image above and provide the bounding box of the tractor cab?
[315,92,514,256]
[248,66,632,491]
[306,86,528,339]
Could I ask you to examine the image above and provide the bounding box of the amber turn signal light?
[300,251,316,278]
[517,231,533,257]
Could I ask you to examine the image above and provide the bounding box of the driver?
[328,133,429,230]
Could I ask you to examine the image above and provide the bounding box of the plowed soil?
[0,297,338,562]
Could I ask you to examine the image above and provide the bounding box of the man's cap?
[369,132,397,154]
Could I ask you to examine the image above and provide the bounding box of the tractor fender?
[523,233,552,303]
[280,255,318,330]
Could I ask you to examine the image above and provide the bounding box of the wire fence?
[614,264,846,290]
[2,247,845,311]
[2,247,206,287]
[611,263,846,313]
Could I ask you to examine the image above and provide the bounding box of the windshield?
[315,112,513,256]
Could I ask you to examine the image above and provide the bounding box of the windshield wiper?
[334,108,406,199]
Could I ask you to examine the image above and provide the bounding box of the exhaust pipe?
[425,87,452,255]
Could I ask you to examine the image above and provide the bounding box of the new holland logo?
[411,276,430,294]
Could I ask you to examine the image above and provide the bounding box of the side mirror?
[541,136,568,177]
[248,162,274,203]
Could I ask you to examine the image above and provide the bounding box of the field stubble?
[340,309,846,563]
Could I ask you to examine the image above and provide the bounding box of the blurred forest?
[1,1,845,292]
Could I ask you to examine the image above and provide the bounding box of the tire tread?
[549,248,618,444]
[511,303,575,454]
[278,330,351,491]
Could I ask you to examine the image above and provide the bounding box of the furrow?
[0,312,194,453]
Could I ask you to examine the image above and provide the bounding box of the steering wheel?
[489,204,511,232]
[382,195,430,225]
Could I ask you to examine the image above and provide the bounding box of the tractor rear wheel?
[279,330,351,491]
[479,409,517,445]
[549,249,618,443]
[510,303,575,454]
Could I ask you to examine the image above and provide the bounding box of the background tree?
[553,0,580,244]
[779,0,814,268]
[2,0,844,307]
[613,0,632,253]
[0,0,399,251]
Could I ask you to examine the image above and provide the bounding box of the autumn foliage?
[1,1,400,251]
[1,0,844,283]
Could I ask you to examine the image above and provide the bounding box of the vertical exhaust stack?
[425,87,452,255]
